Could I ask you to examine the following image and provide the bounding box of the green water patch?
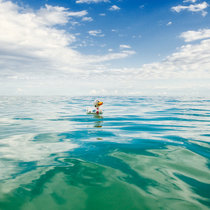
[110,146,210,210]
[0,159,150,210]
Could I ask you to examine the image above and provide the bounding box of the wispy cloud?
[37,4,87,26]
[88,30,104,37]
[82,16,93,22]
[76,0,109,4]
[68,10,88,17]
[183,0,197,3]
[180,28,210,42]
[167,21,172,26]
[120,44,131,49]
[87,50,136,63]
[109,5,120,11]
[172,1,209,16]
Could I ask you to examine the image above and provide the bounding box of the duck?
[86,99,103,114]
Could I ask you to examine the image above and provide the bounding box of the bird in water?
[86,99,103,114]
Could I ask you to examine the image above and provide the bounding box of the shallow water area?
[0,96,210,210]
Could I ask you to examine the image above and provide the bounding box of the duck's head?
[94,99,103,108]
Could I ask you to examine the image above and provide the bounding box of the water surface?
[0,96,210,210]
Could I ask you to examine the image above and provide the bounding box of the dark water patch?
[33,133,61,142]
[131,137,182,148]
[59,129,116,141]
[201,134,210,137]
[189,108,210,112]
[147,110,185,116]
[104,116,200,124]
[13,118,34,120]
[15,161,38,178]
[163,135,210,159]
[121,124,175,132]
[149,117,205,122]
[184,113,210,118]
[187,142,210,160]
[175,173,210,206]
[50,114,207,125]
[104,121,138,127]
[163,135,189,142]
[49,115,103,122]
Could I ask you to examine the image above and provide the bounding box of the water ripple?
[0,96,210,210]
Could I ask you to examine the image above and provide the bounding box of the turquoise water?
[0,96,210,210]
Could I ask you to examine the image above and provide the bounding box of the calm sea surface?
[0,96,210,210]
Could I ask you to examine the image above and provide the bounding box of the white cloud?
[82,16,93,22]
[138,38,210,79]
[0,0,135,84]
[37,5,71,25]
[180,28,210,42]
[88,30,104,37]
[167,21,172,26]
[68,10,88,17]
[76,0,109,3]
[88,50,136,62]
[184,0,197,2]
[83,31,210,81]
[172,2,209,16]
[37,4,87,26]
[0,1,83,76]
[120,44,131,49]
[109,5,120,11]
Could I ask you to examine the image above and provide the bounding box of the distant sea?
[0,96,210,210]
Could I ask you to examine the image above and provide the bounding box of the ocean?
[0,96,209,210]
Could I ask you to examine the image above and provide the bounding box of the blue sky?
[0,0,210,95]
